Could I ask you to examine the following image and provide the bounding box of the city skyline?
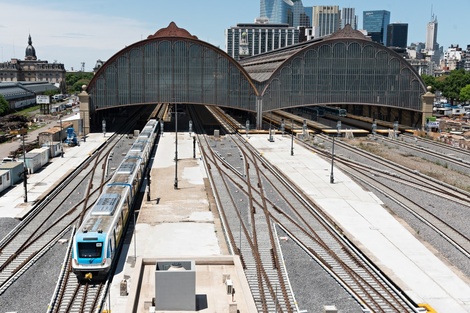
[0,0,467,72]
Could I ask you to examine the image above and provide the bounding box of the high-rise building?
[423,14,441,68]
[226,20,299,60]
[386,23,408,49]
[260,0,309,27]
[292,0,310,27]
[341,8,358,30]
[363,10,390,45]
[311,5,340,37]
[425,14,438,50]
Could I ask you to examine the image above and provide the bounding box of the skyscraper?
[425,14,438,50]
[311,5,340,37]
[424,14,441,67]
[341,8,358,30]
[386,23,408,49]
[260,0,308,27]
[363,10,390,45]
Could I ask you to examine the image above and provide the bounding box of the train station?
[80,22,432,137]
[1,22,469,313]
[2,126,469,312]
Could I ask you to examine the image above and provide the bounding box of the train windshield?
[78,242,103,258]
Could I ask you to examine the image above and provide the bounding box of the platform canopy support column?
[421,86,435,129]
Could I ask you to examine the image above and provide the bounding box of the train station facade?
[83,22,432,133]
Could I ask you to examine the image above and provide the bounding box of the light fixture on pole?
[59,115,64,158]
[20,129,28,202]
[290,119,294,156]
[133,210,139,261]
[174,102,178,189]
[102,119,106,137]
[330,120,341,184]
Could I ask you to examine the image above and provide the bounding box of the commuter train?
[71,119,159,280]
[321,106,347,117]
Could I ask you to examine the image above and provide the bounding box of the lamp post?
[174,103,178,189]
[59,115,63,158]
[102,119,106,137]
[133,210,139,261]
[245,119,250,138]
[330,120,341,184]
[21,131,28,202]
[290,119,294,156]
[330,135,335,184]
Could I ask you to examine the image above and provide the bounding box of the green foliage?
[71,78,92,93]
[43,89,58,96]
[439,69,470,104]
[421,74,436,92]
[460,84,470,101]
[65,72,94,93]
[423,70,470,104]
[0,94,10,116]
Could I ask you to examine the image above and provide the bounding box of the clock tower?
[239,31,250,58]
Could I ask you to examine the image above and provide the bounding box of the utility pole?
[59,115,64,158]
[21,131,28,202]
[174,103,178,189]
[290,119,294,156]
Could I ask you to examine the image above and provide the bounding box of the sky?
[0,0,467,72]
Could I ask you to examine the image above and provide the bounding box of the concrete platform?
[108,132,257,313]
[0,133,109,219]
[248,134,470,313]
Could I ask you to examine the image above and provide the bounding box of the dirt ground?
[345,136,470,193]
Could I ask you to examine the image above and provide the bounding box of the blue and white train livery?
[71,119,159,280]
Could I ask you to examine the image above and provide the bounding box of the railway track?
[302,134,470,271]
[46,107,164,313]
[192,106,420,312]
[378,135,470,175]
[0,109,156,295]
[46,229,108,313]
[314,133,470,203]
[401,132,470,159]
[0,134,121,295]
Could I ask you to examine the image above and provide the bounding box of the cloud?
[51,33,95,39]
[0,2,153,70]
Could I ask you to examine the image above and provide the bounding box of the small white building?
[24,147,50,173]
[0,170,12,193]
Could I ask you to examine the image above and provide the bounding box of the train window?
[78,242,103,258]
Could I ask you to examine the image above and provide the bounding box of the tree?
[421,74,436,92]
[0,94,10,116]
[460,84,470,102]
[65,72,94,94]
[439,69,470,104]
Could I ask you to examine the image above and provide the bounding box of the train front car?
[72,193,123,280]
[71,119,159,281]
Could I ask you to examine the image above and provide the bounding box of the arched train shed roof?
[240,25,427,112]
[87,22,259,113]
[87,23,426,117]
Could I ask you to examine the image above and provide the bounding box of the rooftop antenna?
[81,62,85,72]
